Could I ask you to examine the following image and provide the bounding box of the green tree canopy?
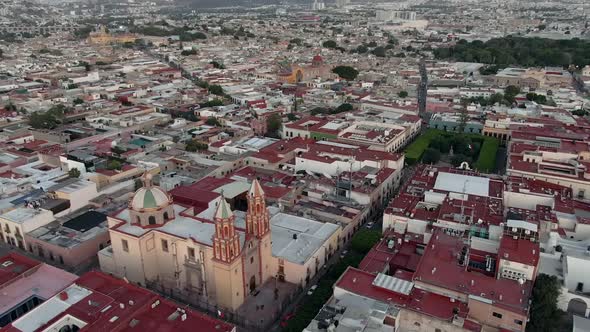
[434,36,590,68]
[68,168,81,178]
[186,140,208,152]
[398,91,408,98]
[332,66,359,80]
[422,148,441,164]
[205,117,221,127]
[200,99,223,108]
[29,104,67,129]
[526,274,562,332]
[266,113,282,138]
[372,46,386,57]
[350,229,381,254]
[208,85,224,96]
[335,103,353,113]
[322,40,338,49]
[107,160,122,170]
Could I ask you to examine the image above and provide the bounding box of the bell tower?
[211,196,245,310]
[245,179,273,283]
[246,179,270,238]
[212,196,241,263]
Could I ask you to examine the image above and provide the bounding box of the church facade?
[99,175,276,310]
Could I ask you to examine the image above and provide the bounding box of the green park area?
[405,129,499,173]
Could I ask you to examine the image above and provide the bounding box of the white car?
[366,222,374,228]
[307,285,318,296]
[340,250,348,259]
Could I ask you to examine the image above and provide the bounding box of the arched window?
[148,216,156,225]
[163,212,170,220]
[136,216,141,224]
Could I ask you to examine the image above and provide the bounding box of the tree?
[572,109,589,116]
[200,99,223,108]
[68,168,81,178]
[322,40,338,49]
[5,102,17,112]
[266,113,282,138]
[457,108,469,133]
[422,148,441,164]
[526,274,562,332]
[332,66,359,80]
[310,107,329,115]
[73,97,84,105]
[334,103,353,113]
[372,46,386,57]
[208,85,224,96]
[29,104,66,130]
[505,85,521,97]
[209,61,225,69]
[398,91,408,98]
[181,49,197,56]
[287,113,298,121]
[186,140,208,152]
[350,229,381,254]
[205,117,221,127]
[354,44,368,53]
[107,160,122,170]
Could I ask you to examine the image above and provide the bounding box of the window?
[514,319,523,325]
[250,256,254,264]
[492,312,503,319]
[148,216,156,225]
[435,329,442,332]
[161,239,169,252]
[122,239,129,252]
[188,247,195,261]
[577,282,584,292]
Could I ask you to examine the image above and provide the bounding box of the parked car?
[340,250,348,259]
[366,222,374,228]
[307,284,318,296]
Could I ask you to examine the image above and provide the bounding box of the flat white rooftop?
[434,172,490,197]
[12,284,92,332]
[270,213,340,265]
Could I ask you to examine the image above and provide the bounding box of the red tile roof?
[1,271,234,332]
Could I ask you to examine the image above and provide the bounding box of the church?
[99,173,340,311]
[277,55,335,84]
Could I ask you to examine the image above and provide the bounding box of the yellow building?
[277,55,334,83]
[88,26,138,45]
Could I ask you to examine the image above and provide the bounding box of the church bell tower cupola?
[246,179,270,238]
[212,196,241,263]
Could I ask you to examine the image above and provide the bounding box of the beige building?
[99,174,340,311]
[0,207,54,250]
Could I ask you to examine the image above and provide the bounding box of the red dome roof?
[312,55,323,62]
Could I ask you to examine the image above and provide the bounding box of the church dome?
[130,173,171,211]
